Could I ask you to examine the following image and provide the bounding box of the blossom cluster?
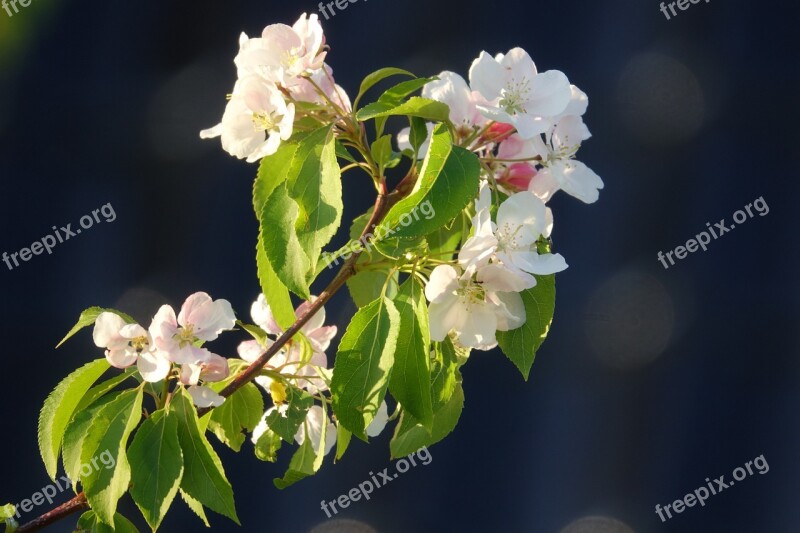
[414,48,604,349]
[92,292,236,407]
[239,295,388,455]
[200,13,350,162]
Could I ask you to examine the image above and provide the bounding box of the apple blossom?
[92,312,170,382]
[151,292,235,368]
[234,13,326,86]
[469,47,571,139]
[239,295,336,394]
[529,115,604,204]
[200,76,295,163]
[425,264,525,350]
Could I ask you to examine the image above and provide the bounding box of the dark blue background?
[1,0,798,532]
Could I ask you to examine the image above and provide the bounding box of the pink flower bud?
[498,163,537,192]
[482,122,515,143]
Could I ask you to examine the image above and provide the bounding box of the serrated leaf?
[75,368,137,413]
[382,124,480,239]
[172,388,239,524]
[253,135,305,219]
[378,77,437,105]
[256,233,296,330]
[354,67,415,109]
[390,383,464,459]
[346,270,399,309]
[254,428,282,463]
[266,387,314,442]
[431,338,461,410]
[335,423,352,462]
[208,383,264,452]
[389,278,433,429]
[80,388,143,525]
[331,297,400,439]
[273,438,316,489]
[496,275,556,380]
[260,182,312,299]
[128,409,183,530]
[180,489,210,528]
[75,510,139,533]
[62,393,120,492]
[408,116,430,154]
[426,213,464,262]
[38,359,110,480]
[57,307,135,348]
[356,97,450,123]
[285,126,343,276]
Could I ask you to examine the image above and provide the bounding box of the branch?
[17,180,403,532]
[16,493,87,532]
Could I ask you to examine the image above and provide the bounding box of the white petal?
[513,252,569,275]
[188,385,225,408]
[428,298,463,342]
[469,51,506,100]
[424,265,460,303]
[137,350,171,382]
[552,160,604,204]
[457,304,498,350]
[477,262,535,293]
[93,312,126,348]
[490,291,526,331]
[105,347,138,369]
[251,294,282,335]
[199,124,223,139]
[237,339,266,363]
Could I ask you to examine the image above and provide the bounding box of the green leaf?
[496,275,556,380]
[431,338,461,410]
[390,383,464,459]
[285,126,343,276]
[371,134,392,166]
[408,116,430,154]
[57,307,134,348]
[38,358,110,480]
[266,387,314,442]
[335,423,352,462]
[273,438,316,489]
[62,393,120,492]
[426,213,464,262]
[354,67,415,109]
[128,409,183,530]
[179,489,210,528]
[253,136,304,220]
[75,368,137,413]
[378,77,436,105]
[389,278,433,429]
[208,383,264,452]
[382,124,481,238]
[260,182,312,299]
[331,297,400,439]
[75,511,139,533]
[172,388,239,524]
[256,233,296,330]
[254,428,282,463]
[346,270,399,308]
[80,388,143,525]
[356,96,451,123]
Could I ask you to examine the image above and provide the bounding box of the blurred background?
[1,0,798,531]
